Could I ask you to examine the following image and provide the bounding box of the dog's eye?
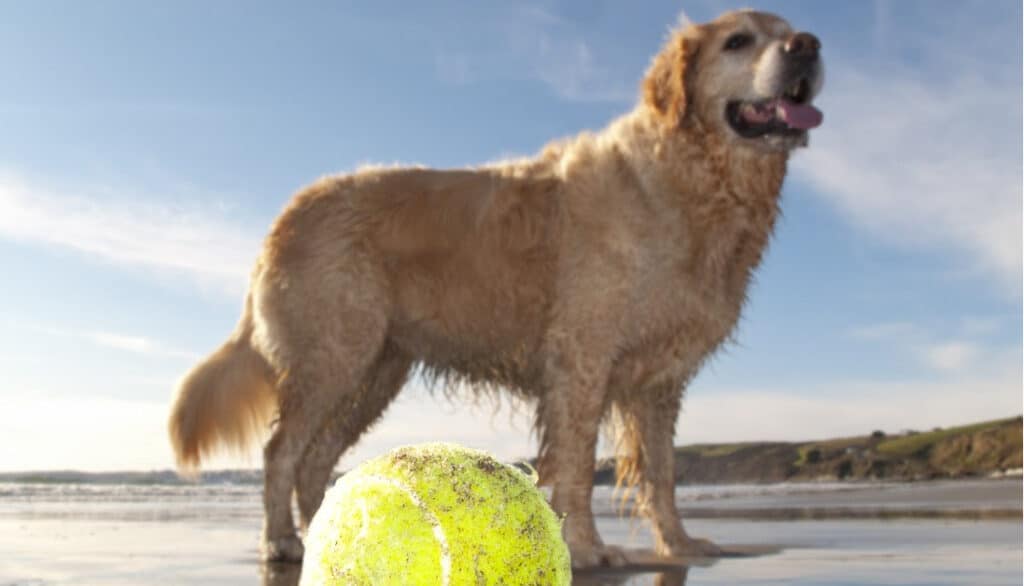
[722,33,753,51]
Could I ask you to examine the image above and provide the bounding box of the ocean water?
[0,478,1020,585]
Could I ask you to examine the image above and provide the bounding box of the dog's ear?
[643,33,700,129]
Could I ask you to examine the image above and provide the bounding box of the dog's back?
[260,164,564,393]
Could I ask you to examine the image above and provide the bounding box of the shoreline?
[2,477,1019,521]
[595,477,1023,519]
[1,469,1018,487]
[0,477,1020,585]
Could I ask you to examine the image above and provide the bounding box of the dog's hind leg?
[619,383,721,558]
[258,295,388,563]
[295,345,412,529]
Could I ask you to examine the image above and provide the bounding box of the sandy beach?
[1,478,1020,585]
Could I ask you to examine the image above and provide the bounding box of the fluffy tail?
[168,294,277,474]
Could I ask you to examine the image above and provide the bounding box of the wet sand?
[1,478,1020,585]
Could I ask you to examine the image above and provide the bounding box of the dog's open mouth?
[726,78,823,139]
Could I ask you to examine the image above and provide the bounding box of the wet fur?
[169,10,819,567]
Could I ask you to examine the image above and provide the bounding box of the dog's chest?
[612,190,779,391]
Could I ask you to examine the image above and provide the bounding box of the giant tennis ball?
[300,443,571,586]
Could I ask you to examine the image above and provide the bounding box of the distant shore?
[594,415,1023,485]
[1,415,1019,488]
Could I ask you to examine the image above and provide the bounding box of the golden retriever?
[169,9,824,569]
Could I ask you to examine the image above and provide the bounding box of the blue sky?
[0,1,1020,471]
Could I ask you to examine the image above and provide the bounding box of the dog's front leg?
[537,332,627,569]
[634,383,721,558]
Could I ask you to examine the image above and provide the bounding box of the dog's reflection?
[572,567,689,586]
[260,563,689,586]
[260,562,301,586]
[653,569,690,586]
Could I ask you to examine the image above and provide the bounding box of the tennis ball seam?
[353,473,452,586]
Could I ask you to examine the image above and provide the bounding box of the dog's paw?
[570,541,629,569]
[262,534,305,563]
[663,536,722,558]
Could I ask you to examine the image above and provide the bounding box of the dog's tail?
[168,293,277,475]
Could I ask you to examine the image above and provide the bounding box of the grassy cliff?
[595,415,1023,485]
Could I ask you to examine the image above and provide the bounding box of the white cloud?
[917,341,980,373]
[791,62,1022,294]
[336,384,538,470]
[85,330,198,361]
[88,331,162,354]
[0,171,259,296]
[5,360,1020,471]
[848,318,1011,374]
[531,36,635,103]
[27,323,200,361]
[0,383,541,472]
[848,321,920,341]
[0,393,175,472]
[434,4,635,103]
[960,316,1004,337]
[679,369,1021,445]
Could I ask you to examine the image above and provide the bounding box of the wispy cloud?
[917,341,980,372]
[792,11,1022,294]
[434,4,635,103]
[848,321,920,341]
[88,331,164,354]
[0,171,259,296]
[679,367,1021,445]
[0,393,176,471]
[960,316,1004,337]
[30,323,199,361]
[848,316,1013,374]
[2,362,1019,471]
[338,384,538,469]
[532,37,634,103]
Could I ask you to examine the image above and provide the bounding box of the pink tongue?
[776,99,823,129]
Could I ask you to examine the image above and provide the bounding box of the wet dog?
[169,9,824,568]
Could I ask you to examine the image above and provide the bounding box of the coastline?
[0,477,1019,585]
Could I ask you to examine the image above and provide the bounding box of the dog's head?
[644,10,824,152]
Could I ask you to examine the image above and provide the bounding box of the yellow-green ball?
[300,443,571,586]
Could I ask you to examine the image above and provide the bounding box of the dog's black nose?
[783,32,820,60]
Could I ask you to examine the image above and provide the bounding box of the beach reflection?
[259,562,690,586]
[573,567,689,586]
[1,478,1019,585]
